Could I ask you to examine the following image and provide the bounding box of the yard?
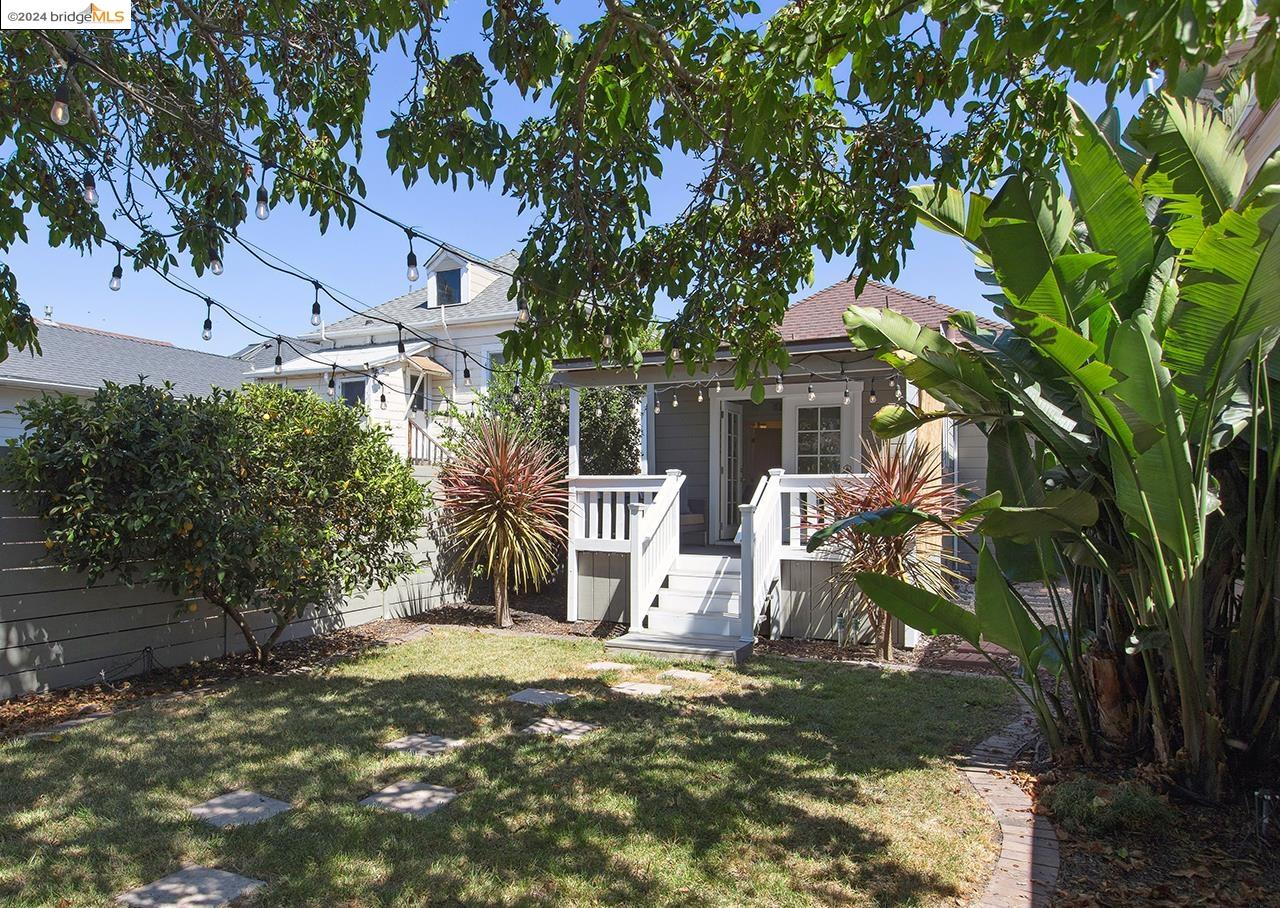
[1,628,1014,907]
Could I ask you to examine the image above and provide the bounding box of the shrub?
[438,417,567,627]
[1044,776,1174,836]
[4,382,427,663]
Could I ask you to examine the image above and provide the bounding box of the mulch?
[0,617,429,741]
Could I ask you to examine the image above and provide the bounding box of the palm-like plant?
[820,441,966,660]
[439,418,568,627]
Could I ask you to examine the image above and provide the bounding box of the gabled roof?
[779,278,1003,344]
[0,321,250,396]
[321,250,520,335]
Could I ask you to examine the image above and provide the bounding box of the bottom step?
[605,631,752,665]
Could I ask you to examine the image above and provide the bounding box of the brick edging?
[959,713,1059,908]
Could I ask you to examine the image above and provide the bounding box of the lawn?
[1,628,1014,907]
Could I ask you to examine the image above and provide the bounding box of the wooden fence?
[0,467,450,699]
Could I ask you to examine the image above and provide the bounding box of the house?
[553,280,997,662]
[0,315,252,443]
[246,248,520,461]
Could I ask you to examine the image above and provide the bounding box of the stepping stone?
[24,714,110,740]
[610,681,671,698]
[359,781,457,818]
[187,790,291,828]
[383,734,466,757]
[585,661,633,672]
[520,717,598,743]
[116,866,264,906]
[507,688,574,707]
[659,669,713,682]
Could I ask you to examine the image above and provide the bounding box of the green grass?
[1,629,1014,906]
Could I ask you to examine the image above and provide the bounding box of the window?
[409,375,427,413]
[436,268,463,306]
[340,378,366,409]
[796,406,842,474]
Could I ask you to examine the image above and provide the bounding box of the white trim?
[567,387,580,477]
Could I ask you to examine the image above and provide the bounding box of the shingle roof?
[0,321,250,396]
[779,278,1003,343]
[321,251,520,335]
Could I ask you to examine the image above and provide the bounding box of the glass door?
[720,401,744,539]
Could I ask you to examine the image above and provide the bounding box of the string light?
[396,325,406,356]
[255,167,271,220]
[602,332,613,350]
[210,253,224,276]
[405,231,419,282]
[654,397,661,416]
[310,281,322,327]
[82,171,98,206]
[516,296,530,325]
[595,404,603,418]
[462,355,472,387]
[807,380,815,402]
[379,390,387,410]
[868,380,878,405]
[697,387,704,403]
[671,390,679,408]
[512,380,521,406]
[843,379,850,406]
[775,374,784,394]
[50,67,71,126]
[714,380,721,394]
[273,338,283,374]
[108,244,123,292]
[202,299,213,341]
[327,370,336,397]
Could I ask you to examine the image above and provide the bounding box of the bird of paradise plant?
[438,417,568,628]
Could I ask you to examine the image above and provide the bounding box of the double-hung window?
[796,406,842,473]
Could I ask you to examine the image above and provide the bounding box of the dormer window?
[436,268,463,306]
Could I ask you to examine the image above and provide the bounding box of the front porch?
[555,352,920,660]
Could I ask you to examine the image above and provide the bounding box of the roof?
[247,340,434,378]
[321,250,520,335]
[233,338,327,371]
[779,278,1003,343]
[0,321,251,396]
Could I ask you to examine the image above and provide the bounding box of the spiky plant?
[820,441,967,659]
[439,417,568,627]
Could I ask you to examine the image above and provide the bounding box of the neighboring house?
[1201,23,1280,180]
[0,317,251,443]
[553,280,997,662]
[245,248,520,461]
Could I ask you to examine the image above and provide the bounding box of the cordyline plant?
[4,382,427,663]
[814,441,966,661]
[813,92,1280,801]
[438,417,567,628]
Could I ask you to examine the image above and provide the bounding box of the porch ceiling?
[551,345,886,388]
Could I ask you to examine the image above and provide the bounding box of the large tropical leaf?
[978,488,1100,543]
[1065,99,1154,302]
[1134,93,1246,225]
[985,422,1054,581]
[806,504,931,551]
[981,174,1075,323]
[974,544,1042,666]
[853,571,980,645]
[910,184,992,247]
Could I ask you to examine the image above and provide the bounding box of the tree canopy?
[2,1,1266,386]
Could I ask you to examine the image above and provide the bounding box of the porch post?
[639,384,654,474]
[568,386,580,477]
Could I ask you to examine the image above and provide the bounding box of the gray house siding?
[653,392,711,526]
[574,551,629,623]
[0,468,445,699]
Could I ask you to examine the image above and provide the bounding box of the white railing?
[628,470,685,629]
[569,474,669,551]
[407,420,446,466]
[779,473,866,554]
[739,469,784,643]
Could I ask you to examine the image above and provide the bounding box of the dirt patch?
[1038,770,1280,906]
[0,617,428,741]
[429,583,625,639]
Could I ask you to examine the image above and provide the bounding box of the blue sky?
[7,6,1145,358]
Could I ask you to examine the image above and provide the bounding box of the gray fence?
[0,467,448,699]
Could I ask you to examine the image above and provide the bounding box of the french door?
[719,401,744,539]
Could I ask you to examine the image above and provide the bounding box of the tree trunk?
[210,593,263,664]
[258,612,290,665]
[878,609,892,662]
[493,577,513,628]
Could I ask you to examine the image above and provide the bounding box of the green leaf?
[956,491,1003,524]
[1135,92,1246,224]
[868,404,966,439]
[974,544,1041,666]
[1065,99,1154,297]
[853,571,980,645]
[978,488,1100,542]
[806,504,930,551]
[981,173,1074,321]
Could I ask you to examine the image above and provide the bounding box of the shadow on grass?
[0,639,1011,906]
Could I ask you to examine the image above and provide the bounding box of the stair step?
[656,588,739,615]
[647,607,737,637]
[606,631,751,664]
[666,570,741,595]
[673,553,740,574]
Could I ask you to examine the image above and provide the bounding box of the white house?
[245,248,521,461]
[552,281,996,662]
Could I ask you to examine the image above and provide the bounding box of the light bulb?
[672,392,679,408]
[602,333,613,350]
[714,381,721,394]
[255,184,270,220]
[82,172,98,206]
[406,250,419,282]
[596,406,603,418]
[868,382,878,405]
[512,382,521,406]
[807,383,815,402]
[274,355,283,374]
[380,392,387,410]
[516,299,530,324]
[202,318,213,342]
[775,376,784,393]
[697,387,704,403]
[654,399,661,415]
[560,399,568,414]
[327,372,336,397]
[108,264,122,292]
[463,365,472,387]
[311,303,322,327]
[843,380,850,406]
[210,256,223,276]
[50,82,70,126]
